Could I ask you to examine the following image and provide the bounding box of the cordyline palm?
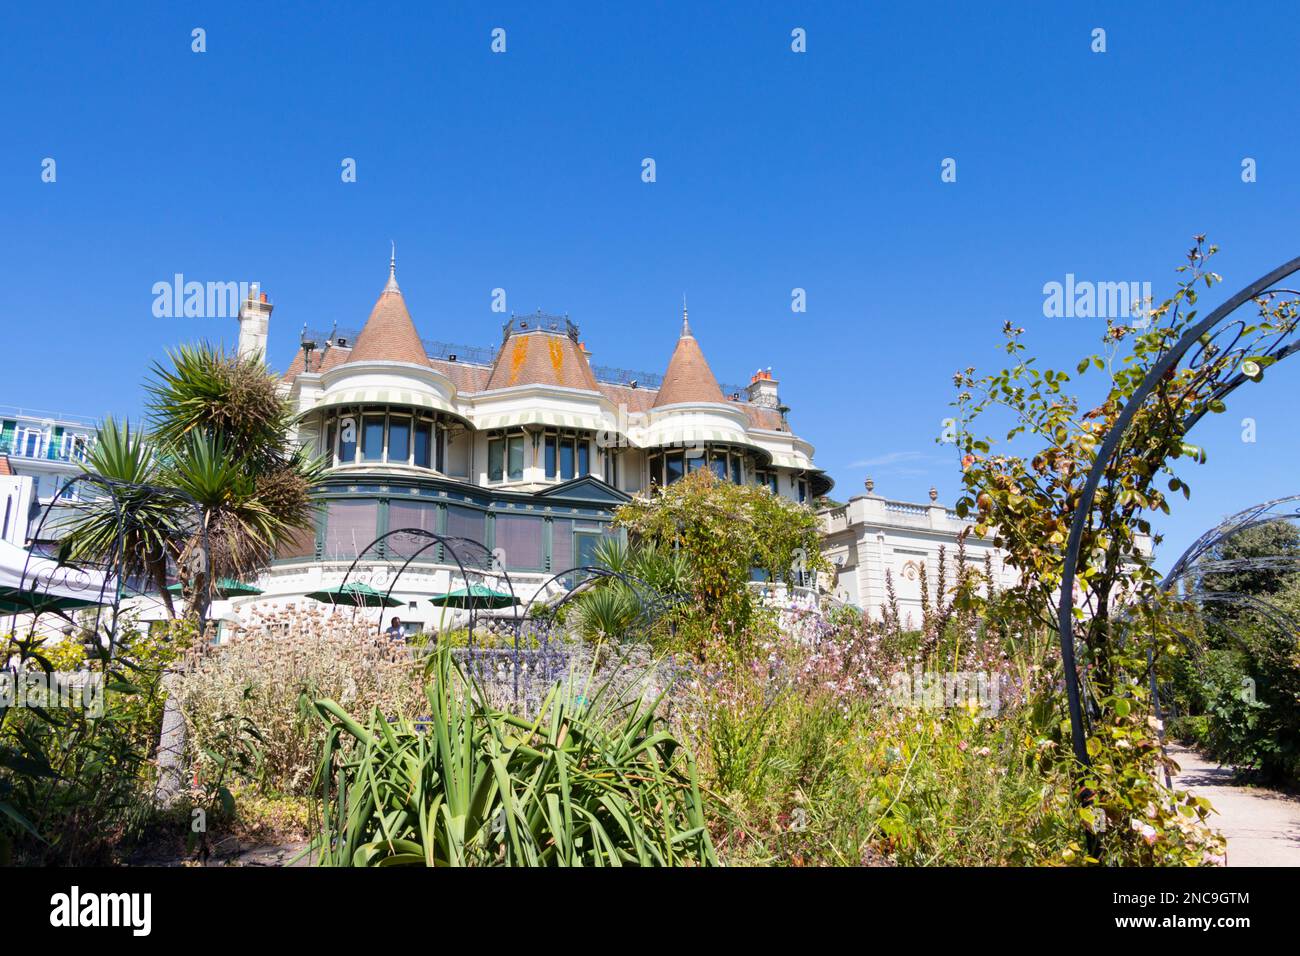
[63,344,324,621]
[57,417,182,615]
[62,344,324,806]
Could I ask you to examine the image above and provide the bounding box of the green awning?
[305,582,403,608]
[166,578,264,598]
[428,585,520,610]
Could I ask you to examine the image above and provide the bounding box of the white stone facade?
[819,485,1019,626]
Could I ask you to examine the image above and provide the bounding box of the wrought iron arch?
[336,527,519,644]
[1057,256,1300,768]
[329,526,690,704]
[1163,495,1300,592]
[520,566,686,631]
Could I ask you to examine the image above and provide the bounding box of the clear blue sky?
[4,1,1298,570]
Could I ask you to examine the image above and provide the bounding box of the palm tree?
[61,343,324,802]
[65,344,323,619]
[56,417,182,616]
[569,539,690,643]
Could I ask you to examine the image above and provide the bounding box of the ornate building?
[819,478,1150,625]
[248,256,832,632]
[818,479,1019,626]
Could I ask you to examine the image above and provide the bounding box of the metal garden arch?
[1057,255,1300,768]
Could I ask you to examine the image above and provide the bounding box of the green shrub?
[311,646,716,866]
[0,618,190,864]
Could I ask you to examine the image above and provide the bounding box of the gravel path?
[1169,744,1300,866]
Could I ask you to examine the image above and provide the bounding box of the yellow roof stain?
[548,338,565,376]
[508,337,529,385]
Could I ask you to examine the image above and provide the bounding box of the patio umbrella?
[428,585,519,610]
[166,578,263,598]
[305,582,403,608]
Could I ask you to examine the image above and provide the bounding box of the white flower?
[1130,819,1158,844]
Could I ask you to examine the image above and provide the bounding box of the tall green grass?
[310,647,716,866]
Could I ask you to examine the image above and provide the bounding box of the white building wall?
[820,490,1019,627]
[0,475,34,547]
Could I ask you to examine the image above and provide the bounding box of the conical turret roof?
[344,252,428,365]
[652,304,726,407]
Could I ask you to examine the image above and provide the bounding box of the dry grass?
[180,605,426,794]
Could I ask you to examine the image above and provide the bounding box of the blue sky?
[4,1,1299,569]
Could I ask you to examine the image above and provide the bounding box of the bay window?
[494,513,544,570]
[413,421,432,468]
[320,407,453,472]
[665,451,685,484]
[338,415,357,462]
[647,446,751,487]
[324,499,379,559]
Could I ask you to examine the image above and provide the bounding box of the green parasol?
[0,587,105,614]
[305,582,403,608]
[427,585,520,610]
[166,578,264,598]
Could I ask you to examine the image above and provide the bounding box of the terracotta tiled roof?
[0,455,12,477]
[598,383,657,414]
[652,310,726,407]
[429,358,492,392]
[743,405,786,431]
[483,331,600,392]
[344,271,428,366]
[273,281,790,434]
[282,344,352,383]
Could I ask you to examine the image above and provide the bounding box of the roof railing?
[502,312,578,342]
[0,405,101,428]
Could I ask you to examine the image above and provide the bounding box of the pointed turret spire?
[681,294,691,337]
[385,241,399,292]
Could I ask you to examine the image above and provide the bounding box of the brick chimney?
[746,367,779,408]
[237,284,273,361]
